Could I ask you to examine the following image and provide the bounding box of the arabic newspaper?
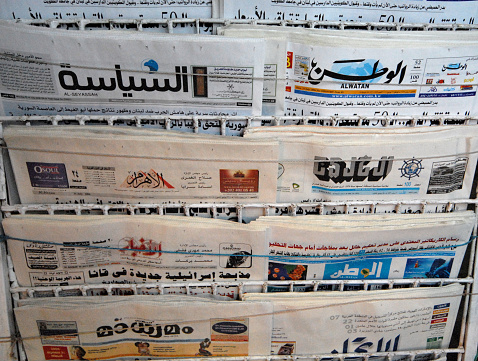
[242,283,464,357]
[219,0,478,25]
[253,211,474,283]
[0,20,265,117]
[3,125,278,204]
[0,0,213,34]
[219,24,478,117]
[14,295,274,360]
[244,125,478,205]
[3,215,270,287]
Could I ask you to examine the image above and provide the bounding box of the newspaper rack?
[0,115,475,361]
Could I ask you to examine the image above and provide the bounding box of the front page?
[254,212,474,282]
[3,215,270,287]
[244,126,478,204]
[0,20,265,117]
[243,283,464,356]
[4,126,278,204]
[15,295,273,360]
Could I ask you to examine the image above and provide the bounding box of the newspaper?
[220,25,478,117]
[242,283,464,357]
[4,212,472,289]
[14,295,274,360]
[0,1,214,34]
[244,125,478,205]
[0,20,265,117]
[4,125,278,204]
[219,0,478,24]
[253,212,474,284]
[3,214,270,287]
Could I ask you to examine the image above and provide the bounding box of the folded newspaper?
[4,125,278,204]
[242,283,464,356]
[254,211,475,283]
[3,214,269,287]
[4,212,473,288]
[244,125,478,205]
[218,0,478,25]
[0,20,265,117]
[220,25,478,117]
[14,295,274,360]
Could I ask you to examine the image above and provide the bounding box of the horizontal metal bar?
[2,199,477,216]
[10,277,473,296]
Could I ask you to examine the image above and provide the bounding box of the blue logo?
[324,259,391,280]
[399,158,424,180]
[331,59,385,84]
[142,59,159,72]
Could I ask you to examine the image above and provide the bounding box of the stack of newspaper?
[4,125,278,204]
[3,214,270,287]
[254,211,475,283]
[244,125,478,205]
[14,295,274,360]
[243,283,464,357]
[4,211,473,288]
[13,284,464,360]
[220,25,478,117]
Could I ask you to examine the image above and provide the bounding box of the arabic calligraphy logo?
[142,59,159,73]
[120,169,174,189]
[119,237,161,258]
[307,58,406,85]
[442,63,467,72]
[399,158,424,180]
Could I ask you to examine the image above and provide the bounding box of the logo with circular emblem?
[399,158,424,180]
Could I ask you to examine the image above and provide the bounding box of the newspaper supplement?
[3,126,278,204]
[0,20,265,117]
[244,126,478,203]
[14,295,273,360]
[3,215,270,287]
[253,212,474,281]
[242,283,464,356]
[219,0,478,24]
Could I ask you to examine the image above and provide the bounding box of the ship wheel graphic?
[399,158,424,180]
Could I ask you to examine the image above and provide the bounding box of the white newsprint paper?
[244,125,478,204]
[3,215,270,287]
[243,283,464,357]
[14,295,273,360]
[254,212,474,282]
[4,125,278,204]
[0,20,265,117]
[220,0,478,24]
[0,0,213,24]
[220,25,478,117]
